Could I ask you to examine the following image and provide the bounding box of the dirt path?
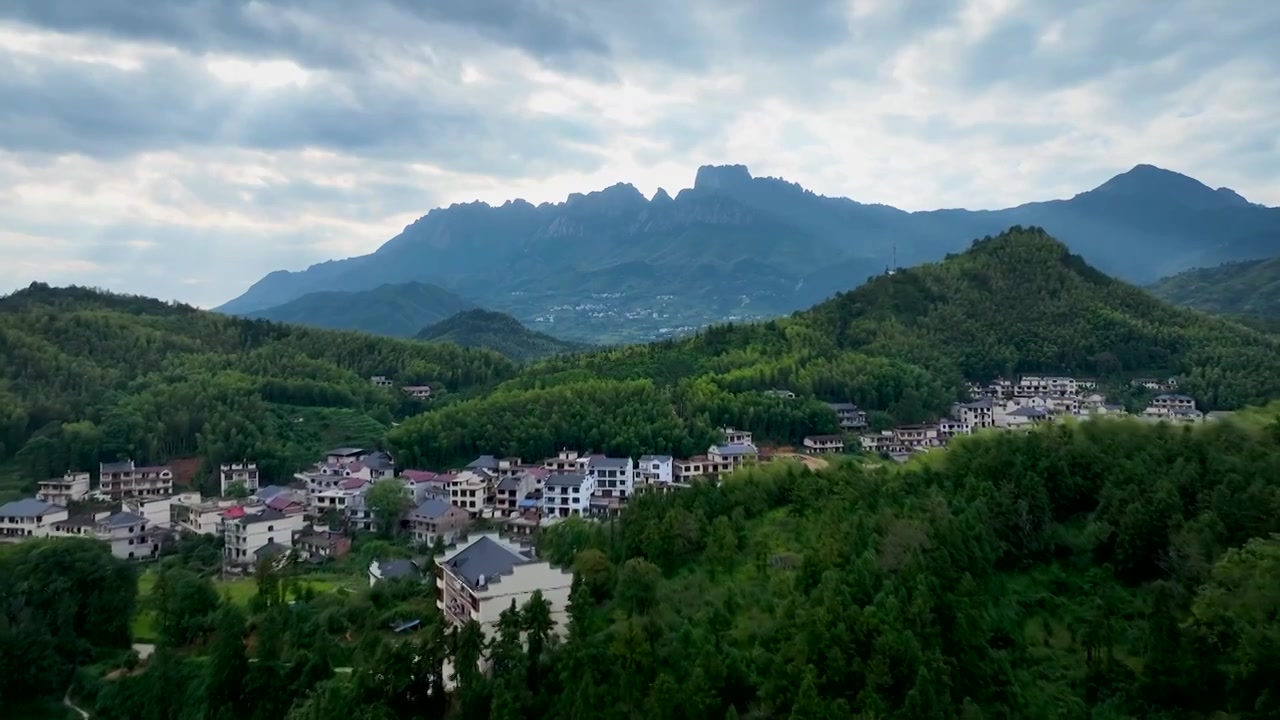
[771,453,830,471]
[64,687,90,719]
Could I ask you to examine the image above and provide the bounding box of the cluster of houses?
[371,375,433,400]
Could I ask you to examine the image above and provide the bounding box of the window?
[267,525,274,531]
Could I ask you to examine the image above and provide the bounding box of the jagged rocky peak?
[566,182,648,212]
[694,164,753,191]
[651,187,673,203]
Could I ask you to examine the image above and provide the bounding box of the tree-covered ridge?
[802,227,1280,408]
[1148,257,1280,320]
[414,309,588,362]
[0,283,517,492]
[244,281,476,338]
[388,228,1280,467]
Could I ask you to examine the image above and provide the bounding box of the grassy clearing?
[132,568,364,642]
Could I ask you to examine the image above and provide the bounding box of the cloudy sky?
[2,0,1278,307]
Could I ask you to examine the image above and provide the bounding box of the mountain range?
[217,163,1280,344]
[244,282,474,337]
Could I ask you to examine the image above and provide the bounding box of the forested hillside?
[0,283,516,495]
[24,417,1280,719]
[1148,257,1280,321]
[388,227,1280,467]
[244,281,475,338]
[415,309,587,362]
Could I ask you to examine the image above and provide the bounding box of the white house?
[449,470,493,516]
[954,398,999,429]
[1002,406,1052,427]
[637,455,674,488]
[219,462,260,495]
[124,494,190,529]
[437,533,572,640]
[0,498,69,542]
[543,473,595,519]
[802,435,844,454]
[54,511,158,560]
[936,419,971,439]
[370,376,393,388]
[172,495,243,535]
[1016,376,1078,397]
[323,447,369,467]
[98,459,174,499]
[346,451,396,482]
[223,507,305,567]
[827,403,869,429]
[402,385,433,400]
[310,477,369,518]
[588,456,634,500]
[36,472,91,506]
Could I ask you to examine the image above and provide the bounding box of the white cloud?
[0,0,1276,307]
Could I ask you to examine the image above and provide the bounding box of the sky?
[2,0,1278,307]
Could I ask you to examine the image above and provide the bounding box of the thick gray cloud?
[0,0,1277,308]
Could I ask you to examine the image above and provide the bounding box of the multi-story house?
[172,495,243,535]
[449,470,494,516]
[219,462,260,495]
[125,493,192,529]
[1016,376,1079,397]
[588,456,634,500]
[346,451,396,481]
[708,443,758,473]
[720,427,755,445]
[410,498,472,545]
[437,533,572,642]
[310,477,369,519]
[370,375,393,388]
[37,471,91,506]
[223,507,304,567]
[827,403,869,429]
[1080,392,1108,411]
[346,489,376,533]
[544,449,583,473]
[54,510,158,560]
[637,455,674,488]
[495,472,536,513]
[543,473,595,519]
[324,447,369,467]
[1003,406,1052,427]
[936,419,971,439]
[296,530,352,561]
[803,435,844,454]
[98,459,174,499]
[894,425,941,449]
[673,455,711,484]
[954,398,999,429]
[859,431,904,454]
[0,498,69,542]
[1148,393,1198,413]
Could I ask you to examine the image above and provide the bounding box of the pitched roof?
[401,470,438,482]
[0,498,63,518]
[639,455,673,464]
[100,511,147,528]
[958,398,995,409]
[99,460,134,473]
[364,451,395,471]
[588,456,630,470]
[827,402,860,411]
[545,473,588,488]
[805,435,843,443]
[466,455,499,470]
[496,476,520,491]
[377,558,420,580]
[339,477,368,490]
[255,541,290,558]
[1008,406,1049,417]
[241,507,288,525]
[265,495,298,511]
[412,499,456,519]
[325,447,365,457]
[445,536,533,588]
[713,443,757,456]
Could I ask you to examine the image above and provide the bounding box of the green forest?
[7,417,1280,718]
[0,283,517,498]
[415,309,588,362]
[1148,257,1280,322]
[388,228,1280,467]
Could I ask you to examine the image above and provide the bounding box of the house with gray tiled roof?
[223,507,305,568]
[98,459,174,500]
[0,498,69,542]
[437,533,571,642]
[637,455,674,488]
[410,498,471,544]
[586,455,634,501]
[51,510,157,560]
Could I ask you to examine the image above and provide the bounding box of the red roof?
[401,470,438,482]
[346,462,366,472]
[222,506,246,518]
[524,467,550,479]
[340,477,368,490]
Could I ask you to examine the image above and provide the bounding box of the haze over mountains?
[218,163,1280,344]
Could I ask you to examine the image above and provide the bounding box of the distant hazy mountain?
[416,309,586,362]
[244,282,473,337]
[219,163,1280,343]
[1149,257,1280,321]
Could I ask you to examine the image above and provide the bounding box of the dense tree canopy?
[0,283,517,496]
